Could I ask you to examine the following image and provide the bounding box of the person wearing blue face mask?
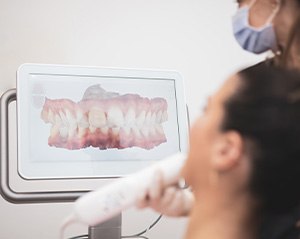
[232,0,280,54]
[136,2,300,236]
[232,0,300,68]
[137,0,300,220]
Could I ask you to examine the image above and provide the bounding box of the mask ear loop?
[248,0,281,25]
[265,0,281,25]
[248,0,257,8]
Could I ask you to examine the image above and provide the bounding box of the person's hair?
[279,0,300,67]
[221,62,300,238]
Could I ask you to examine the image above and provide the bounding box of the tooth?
[78,115,89,128]
[68,127,76,138]
[141,127,149,137]
[65,110,77,129]
[125,108,136,126]
[59,126,68,138]
[156,110,162,123]
[55,115,62,125]
[100,126,109,135]
[89,126,97,133]
[107,107,124,127]
[50,125,59,137]
[65,109,73,121]
[132,126,141,138]
[77,112,89,132]
[162,111,168,122]
[41,110,48,122]
[69,121,77,131]
[76,110,84,121]
[150,113,156,125]
[145,112,152,125]
[48,110,55,123]
[78,127,87,137]
[123,126,131,136]
[156,125,164,135]
[88,107,106,128]
[65,110,76,127]
[149,127,156,136]
[136,111,146,127]
[112,127,120,135]
[59,111,68,126]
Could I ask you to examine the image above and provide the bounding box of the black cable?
[67,234,88,239]
[122,236,149,239]
[121,214,163,238]
[67,214,162,239]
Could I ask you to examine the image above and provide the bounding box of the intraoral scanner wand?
[61,153,186,237]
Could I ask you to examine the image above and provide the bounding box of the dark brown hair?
[279,0,300,67]
[222,62,300,238]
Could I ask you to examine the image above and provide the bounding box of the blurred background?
[0,0,263,238]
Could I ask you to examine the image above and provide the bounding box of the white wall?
[0,0,264,238]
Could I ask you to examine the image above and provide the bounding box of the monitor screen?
[16,64,189,181]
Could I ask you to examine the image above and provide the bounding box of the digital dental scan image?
[41,84,169,150]
[16,67,184,179]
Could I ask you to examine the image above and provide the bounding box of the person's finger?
[160,187,177,208]
[180,189,194,216]
[136,188,149,209]
[148,170,164,201]
[166,189,183,216]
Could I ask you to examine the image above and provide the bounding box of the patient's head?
[183,62,300,216]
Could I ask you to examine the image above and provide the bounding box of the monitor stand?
[88,214,122,239]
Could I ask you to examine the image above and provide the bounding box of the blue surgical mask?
[232,5,278,54]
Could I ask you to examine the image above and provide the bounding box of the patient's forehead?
[213,74,239,106]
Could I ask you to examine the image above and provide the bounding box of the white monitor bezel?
[1,63,189,202]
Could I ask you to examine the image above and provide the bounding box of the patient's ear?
[211,131,243,172]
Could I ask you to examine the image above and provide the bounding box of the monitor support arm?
[0,89,85,203]
[89,214,121,239]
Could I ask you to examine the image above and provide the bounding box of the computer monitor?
[0,63,189,203]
